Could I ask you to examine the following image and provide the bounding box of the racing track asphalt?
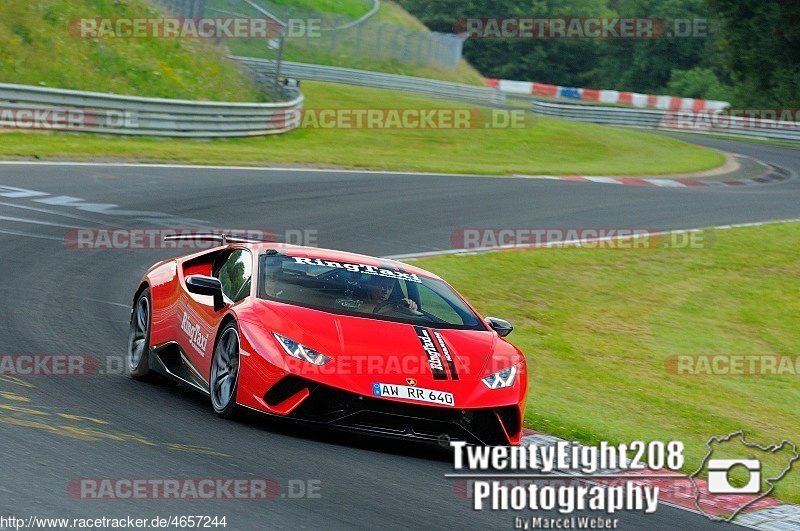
[0,133,797,530]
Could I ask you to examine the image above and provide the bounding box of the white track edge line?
[384,218,800,260]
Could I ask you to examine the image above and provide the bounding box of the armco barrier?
[234,57,505,106]
[532,100,800,142]
[4,72,795,142]
[231,60,796,142]
[0,83,304,137]
[531,100,668,127]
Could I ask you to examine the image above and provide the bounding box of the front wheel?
[210,323,240,418]
[127,288,153,380]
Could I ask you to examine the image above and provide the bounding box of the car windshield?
[258,254,486,330]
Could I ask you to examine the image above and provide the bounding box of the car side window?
[217,250,252,303]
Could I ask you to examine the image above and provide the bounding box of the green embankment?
[414,222,800,503]
[0,81,724,175]
[0,0,261,101]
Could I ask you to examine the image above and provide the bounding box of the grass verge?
[0,81,724,175]
[413,222,800,503]
[268,0,371,18]
[0,0,261,101]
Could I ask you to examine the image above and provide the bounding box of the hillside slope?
[219,0,484,84]
[0,0,262,101]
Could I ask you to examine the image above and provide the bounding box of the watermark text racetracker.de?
[0,107,136,130]
[0,354,152,376]
[271,108,529,130]
[663,108,800,131]
[0,354,99,376]
[0,353,495,379]
[68,478,321,500]
[448,440,686,525]
[70,17,323,39]
[453,17,709,40]
[452,228,712,250]
[65,228,319,250]
[666,354,800,376]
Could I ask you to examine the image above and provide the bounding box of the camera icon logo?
[689,431,799,522]
[707,459,761,494]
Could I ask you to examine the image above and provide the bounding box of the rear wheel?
[127,289,153,380]
[210,323,240,418]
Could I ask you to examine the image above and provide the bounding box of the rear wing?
[163,233,261,246]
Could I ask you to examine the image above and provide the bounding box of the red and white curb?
[514,164,790,188]
[521,430,800,529]
[736,505,800,529]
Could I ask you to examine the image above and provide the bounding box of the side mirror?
[485,317,513,337]
[186,275,225,311]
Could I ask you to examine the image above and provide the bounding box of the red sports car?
[127,236,527,445]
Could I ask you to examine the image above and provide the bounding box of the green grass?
[0,81,724,175]
[0,0,482,97]
[0,0,262,101]
[413,222,800,503]
[269,0,371,18]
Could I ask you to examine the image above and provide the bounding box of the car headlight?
[273,333,331,366]
[482,365,517,389]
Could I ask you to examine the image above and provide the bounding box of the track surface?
[0,134,797,530]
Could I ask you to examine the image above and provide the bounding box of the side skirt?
[149,342,210,395]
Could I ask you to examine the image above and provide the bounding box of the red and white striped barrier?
[485,78,728,111]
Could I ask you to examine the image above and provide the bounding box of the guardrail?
[234,57,504,106]
[0,83,304,137]
[531,100,800,142]
[531,100,667,127]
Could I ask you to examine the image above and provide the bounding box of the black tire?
[127,288,153,380]
[210,322,241,418]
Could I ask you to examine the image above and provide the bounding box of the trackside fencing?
[154,0,465,68]
[233,57,505,106]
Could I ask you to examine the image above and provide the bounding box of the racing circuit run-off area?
[0,1,798,530]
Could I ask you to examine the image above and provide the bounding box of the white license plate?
[372,382,454,407]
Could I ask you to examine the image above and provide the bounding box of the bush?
[666,68,732,101]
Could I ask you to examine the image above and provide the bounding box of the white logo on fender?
[181,311,209,355]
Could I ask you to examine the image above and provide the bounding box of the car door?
[181,248,253,380]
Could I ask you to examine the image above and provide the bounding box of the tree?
[707,0,800,106]
[396,0,797,105]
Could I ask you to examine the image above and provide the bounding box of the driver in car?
[363,275,418,313]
